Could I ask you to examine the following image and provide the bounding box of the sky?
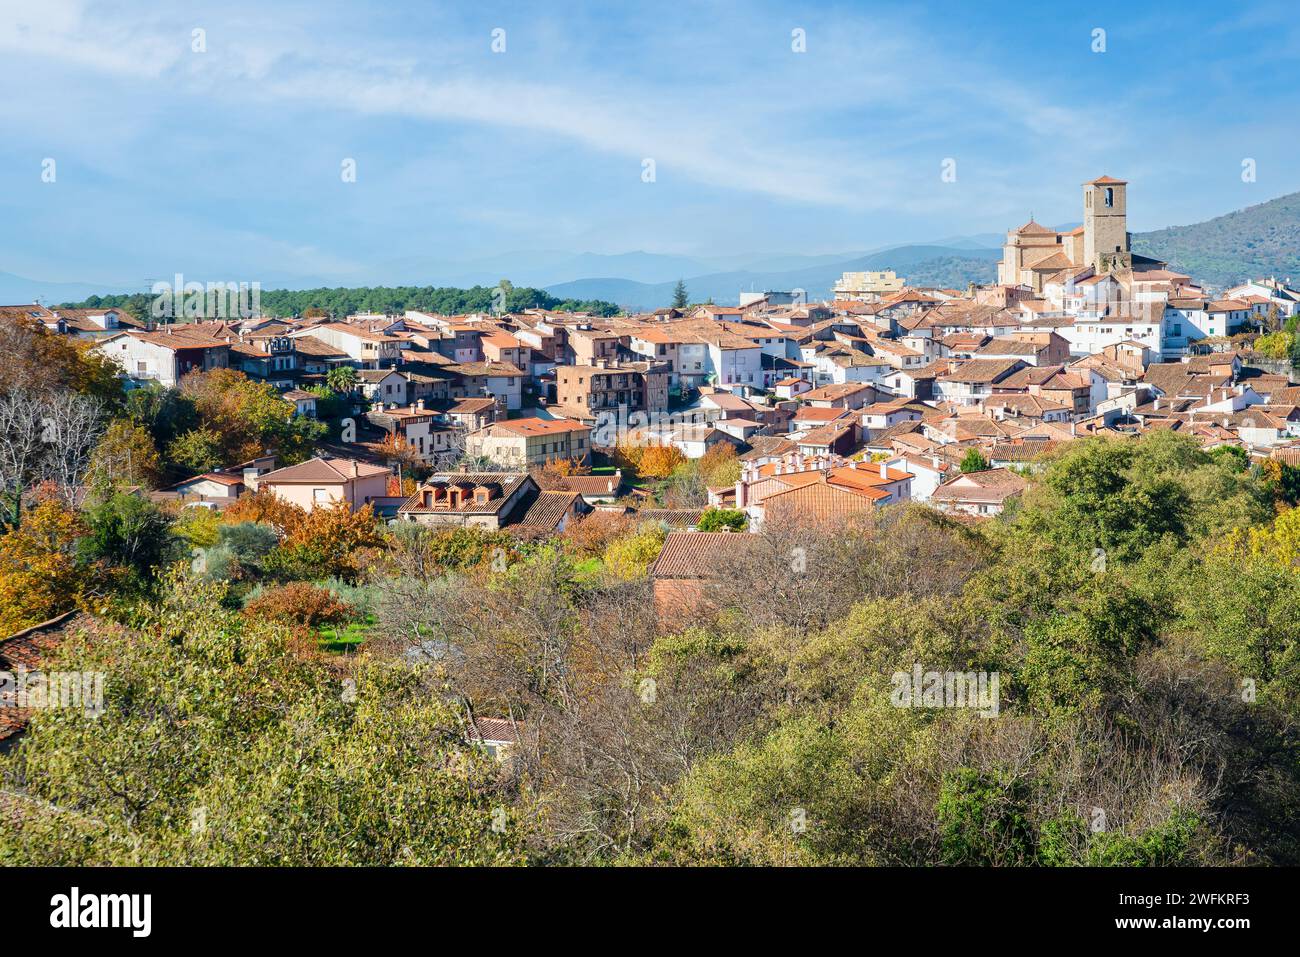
[1,0,1298,290]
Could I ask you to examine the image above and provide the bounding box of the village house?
[465,417,593,469]
[258,456,391,512]
[397,473,539,529]
[93,325,232,387]
[930,468,1027,516]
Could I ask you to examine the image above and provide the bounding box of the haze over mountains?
[5,193,1298,311]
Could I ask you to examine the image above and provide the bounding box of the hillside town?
[6,176,1297,535]
[4,175,1300,875]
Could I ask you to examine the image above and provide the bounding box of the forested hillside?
[1133,191,1300,288]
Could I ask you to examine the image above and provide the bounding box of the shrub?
[244,582,357,628]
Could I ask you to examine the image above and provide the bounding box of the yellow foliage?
[1245,506,1300,567]
[0,501,88,634]
[638,444,686,479]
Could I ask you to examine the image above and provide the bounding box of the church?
[997,176,1165,292]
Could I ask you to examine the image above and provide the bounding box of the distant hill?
[0,271,136,304]
[545,244,1000,310]
[1132,192,1300,289]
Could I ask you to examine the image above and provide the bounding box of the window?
[313,488,329,502]
[1104,187,1114,207]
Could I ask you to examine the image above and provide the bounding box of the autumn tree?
[89,419,163,488]
[178,368,325,468]
[0,318,124,405]
[0,499,89,634]
[244,582,356,628]
[638,444,686,480]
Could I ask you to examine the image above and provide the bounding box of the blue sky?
[1,0,1298,290]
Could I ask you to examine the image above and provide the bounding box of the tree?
[0,388,104,527]
[325,366,358,395]
[194,521,280,583]
[167,427,223,474]
[0,573,525,865]
[603,522,667,579]
[243,582,356,628]
[0,499,88,634]
[377,431,424,473]
[960,448,990,473]
[672,279,689,310]
[697,507,748,532]
[79,493,178,587]
[89,419,163,489]
[0,318,123,405]
[638,444,686,479]
[178,368,326,467]
[0,389,47,528]
[265,502,385,581]
[37,390,105,503]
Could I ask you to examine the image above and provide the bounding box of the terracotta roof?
[931,468,1027,504]
[938,358,1025,383]
[764,479,887,521]
[552,473,623,495]
[490,417,591,437]
[1,612,83,744]
[649,531,758,579]
[400,473,532,515]
[259,456,389,484]
[514,491,580,531]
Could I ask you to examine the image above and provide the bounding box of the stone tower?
[1082,175,1130,272]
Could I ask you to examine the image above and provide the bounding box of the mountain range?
[6,191,1299,311]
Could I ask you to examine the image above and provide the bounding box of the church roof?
[1013,219,1055,235]
[1086,175,1127,185]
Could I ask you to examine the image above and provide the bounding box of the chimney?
[416,398,425,410]
[879,460,888,479]
[350,460,359,478]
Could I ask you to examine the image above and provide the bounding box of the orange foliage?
[221,489,306,536]
[638,444,686,479]
[0,500,90,634]
[244,582,356,627]
[387,475,418,497]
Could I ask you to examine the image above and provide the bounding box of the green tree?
[0,572,527,866]
[960,448,990,473]
[325,365,358,395]
[167,427,223,473]
[697,507,748,532]
[672,279,689,310]
[79,492,178,586]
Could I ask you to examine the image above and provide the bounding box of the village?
[4,176,1296,543]
[4,173,1300,874]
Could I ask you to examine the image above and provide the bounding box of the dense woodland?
[3,319,1300,866]
[62,283,621,320]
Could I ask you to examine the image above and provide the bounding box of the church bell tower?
[1082,175,1130,272]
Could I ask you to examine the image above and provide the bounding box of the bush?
[244,582,357,627]
[697,507,748,532]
